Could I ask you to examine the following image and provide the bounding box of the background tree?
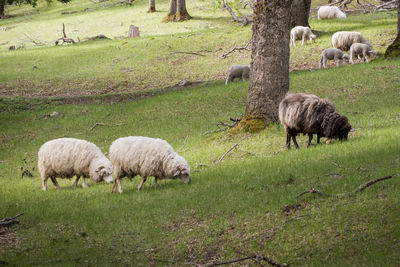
[148,0,155,13]
[1,0,71,19]
[237,0,292,132]
[385,0,400,58]
[290,0,311,28]
[162,0,191,22]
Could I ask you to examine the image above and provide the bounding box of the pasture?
[0,0,399,265]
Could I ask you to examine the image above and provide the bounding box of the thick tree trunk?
[162,0,191,22]
[238,0,292,132]
[290,0,311,28]
[385,0,400,58]
[0,4,5,19]
[148,0,156,13]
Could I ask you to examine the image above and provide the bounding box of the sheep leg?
[307,134,313,147]
[286,133,291,149]
[292,135,300,149]
[111,177,121,194]
[154,177,158,189]
[317,134,321,144]
[50,176,60,189]
[42,176,48,191]
[73,175,80,188]
[81,177,88,188]
[301,35,305,46]
[137,177,147,191]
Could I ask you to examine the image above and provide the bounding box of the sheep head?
[327,115,352,141]
[90,157,113,183]
[166,153,191,184]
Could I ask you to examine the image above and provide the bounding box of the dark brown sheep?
[279,93,352,149]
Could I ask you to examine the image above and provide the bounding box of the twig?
[222,0,253,25]
[330,161,348,169]
[22,33,45,46]
[0,212,24,227]
[207,255,286,267]
[178,136,189,152]
[202,128,226,136]
[353,176,392,193]
[186,33,201,37]
[172,51,205,57]
[207,256,254,266]
[218,134,251,163]
[296,188,324,198]
[89,122,123,132]
[374,0,397,11]
[220,39,251,59]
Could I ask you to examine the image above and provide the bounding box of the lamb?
[332,31,372,51]
[349,43,377,64]
[225,64,250,85]
[279,93,352,149]
[317,6,346,20]
[290,26,317,47]
[38,138,113,191]
[319,48,350,68]
[109,136,191,194]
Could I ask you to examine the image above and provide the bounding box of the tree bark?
[0,4,5,19]
[162,0,191,22]
[237,0,292,132]
[290,0,311,28]
[148,0,156,13]
[385,0,400,58]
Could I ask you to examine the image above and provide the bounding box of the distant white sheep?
[38,138,113,191]
[225,64,250,84]
[109,136,191,194]
[332,31,372,51]
[290,26,317,47]
[349,43,377,64]
[319,48,350,68]
[318,6,346,20]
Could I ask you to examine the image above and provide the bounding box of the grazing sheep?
[349,43,377,64]
[317,6,346,20]
[110,136,191,194]
[319,48,350,68]
[225,64,250,85]
[332,31,372,51]
[38,138,113,191]
[290,26,317,47]
[279,93,352,149]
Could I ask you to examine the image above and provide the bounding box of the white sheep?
[319,48,350,68]
[225,64,250,85]
[332,31,372,51]
[317,6,346,20]
[38,138,113,191]
[349,43,377,64]
[109,136,191,194]
[290,26,317,47]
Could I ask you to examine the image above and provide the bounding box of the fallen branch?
[221,39,251,59]
[89,122,123,132]
[353,175,392,193]
[172,51,205,57]
[296,188,325,198]
[207,254,287,267]
[330,161,348,169]
[22,33,45,46]
[222,0,253,25]
[218,134,251,163]
[178,135,189,152]
[202,128,226,136]
[0,212,24,227]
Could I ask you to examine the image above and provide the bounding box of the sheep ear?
[173,170,181,177]
[96,166,104,173]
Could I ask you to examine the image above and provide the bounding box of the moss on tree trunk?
[385,36,400,58]
[162,0,191,22]
[230,113,267,134]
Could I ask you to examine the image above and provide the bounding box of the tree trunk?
[385,0,400,58]
[162,0,191,22]
[148,0,156,13]
[0,4,5,19]
[237,0,292,132]
[290,0,311,28]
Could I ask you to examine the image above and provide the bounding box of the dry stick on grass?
[220,39,251,59]
[296,188,325,198]
[172,51,205,57]
[22,33,45,46]
[218,134,251,163]
[0,212,24,227]
[222,0,253,25]
[353,175,392,193]
[89,122,123,132]
[178,135,189,152]
[207,255,287,267]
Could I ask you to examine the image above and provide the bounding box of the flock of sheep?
[38,5,360,194]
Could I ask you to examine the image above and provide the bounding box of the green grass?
[0,1,397,96]
[1,1,400,265]
[1,58,400,265]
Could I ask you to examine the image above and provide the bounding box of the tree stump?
[128,25,140,38]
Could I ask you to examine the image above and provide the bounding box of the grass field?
[1,0,400,265]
